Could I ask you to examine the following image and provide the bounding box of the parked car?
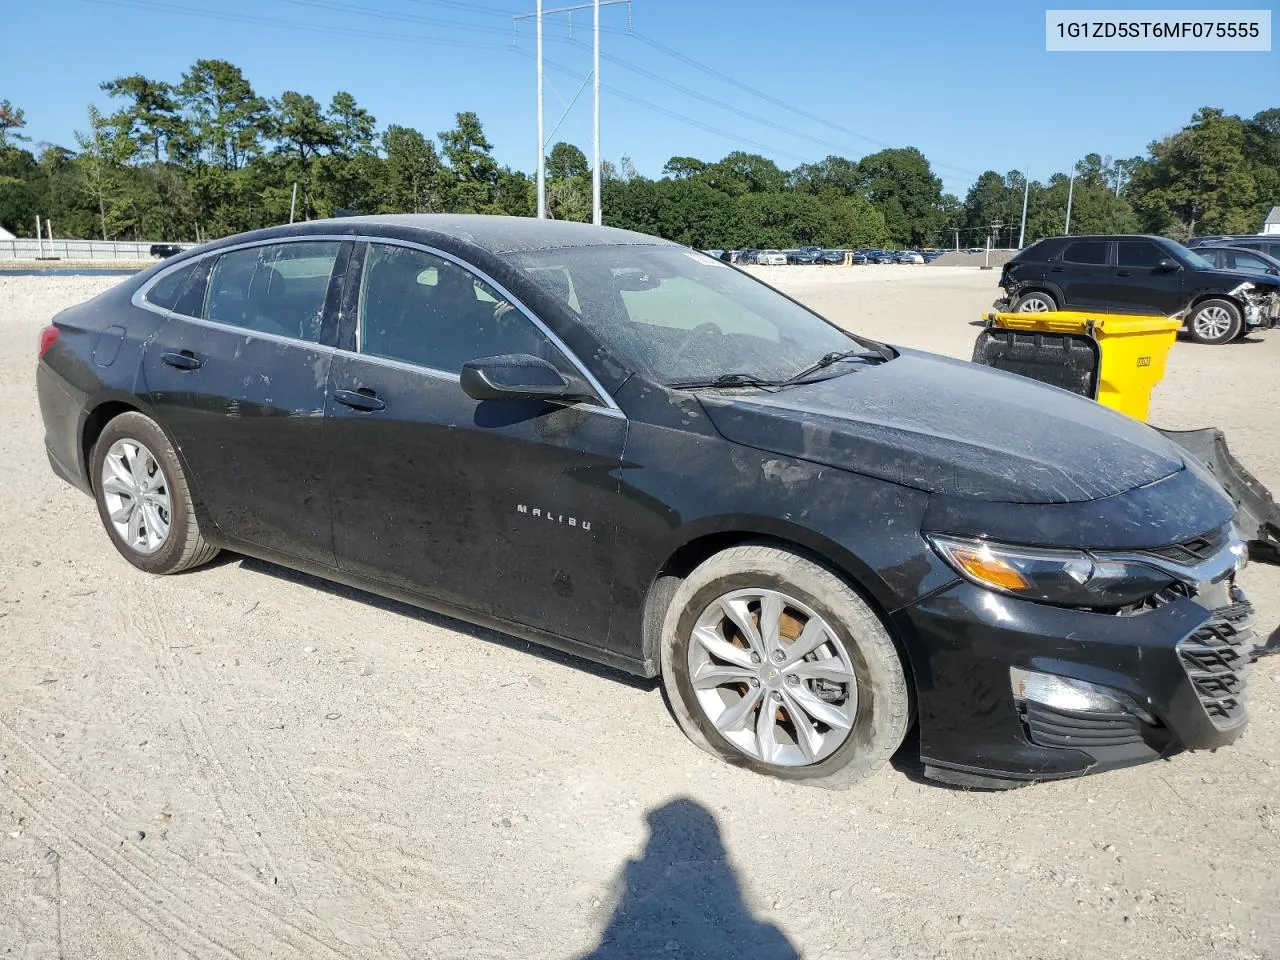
[1195,245,1280,278]
[150,243,184,259]
[895,251,925,265]
[37,215,1263,789]
[966,247,987,254]
[734,249,760,265]
[1187,235,1280,258]
[995,234,1280,345]
[870,250,896,264]
[1199,237,1280,261]
[845,250,870,265]
[818,249,846,265]
[757,249,787,266]
[785,249,819,265]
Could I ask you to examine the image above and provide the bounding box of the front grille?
[1177,598,1256,727]
[1142,525,1231,566]
[1020,702,1144,750]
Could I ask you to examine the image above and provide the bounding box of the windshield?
[504,245,869,385]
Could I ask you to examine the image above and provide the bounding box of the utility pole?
[289,182,298,224]
[1064,171,1075,236]
[515,0,630,223]
[592,0,601,225]
[953,227,959,252]
[537,0,545,217]
[1017,169,1030,249]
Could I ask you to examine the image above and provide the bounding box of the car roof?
[195,214,677,257]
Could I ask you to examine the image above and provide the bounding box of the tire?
[659,544,910,789]
[90,411,219,574]
[1012,290,1057,313]
[1186,298,1243,345]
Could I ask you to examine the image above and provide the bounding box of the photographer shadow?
[579,798,798,960]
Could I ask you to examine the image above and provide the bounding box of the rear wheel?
[1186,298,1243,345]
[91,412,219,574]
[1013,290,1057,313]
[659,545,910,789]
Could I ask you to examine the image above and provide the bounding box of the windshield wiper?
[667,372,784,390]
[778,350,886,386]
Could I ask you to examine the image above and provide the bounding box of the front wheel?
[659,545,910,789]
[1186,298,1243,345]
[1012,290,1057,313]
[91,411,219,574]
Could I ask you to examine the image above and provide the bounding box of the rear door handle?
[1116,270,1132,277]
[333,388,386,412]
[1049,267,1065,273]
[161,350,204,370]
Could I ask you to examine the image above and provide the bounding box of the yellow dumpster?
[977,311,1181,422]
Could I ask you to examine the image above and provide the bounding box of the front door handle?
[1116,270,1132,277]
[333,388,386,412]
[161,350,204,370]
[1049,267,1065,273]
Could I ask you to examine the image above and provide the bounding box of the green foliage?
[0,68,1275,252]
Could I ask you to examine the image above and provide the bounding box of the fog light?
[1010,667,1154,724]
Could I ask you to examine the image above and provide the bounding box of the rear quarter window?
[144,260,204,315]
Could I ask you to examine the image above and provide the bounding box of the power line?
[271,0,515,36]
[517,48,811,163]
[76,0,511,48]
[612,28,986,179]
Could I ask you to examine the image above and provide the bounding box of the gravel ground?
[1,267,1277,960]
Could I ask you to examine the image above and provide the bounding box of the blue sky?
[7,0,1277,195]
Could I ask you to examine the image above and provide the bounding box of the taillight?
[38,325,59,360]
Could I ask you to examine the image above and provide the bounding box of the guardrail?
[0,239,193,261]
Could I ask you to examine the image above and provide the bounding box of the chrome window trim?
[131,233,625,418]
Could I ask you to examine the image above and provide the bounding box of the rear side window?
[1115,241,1166,268]
[144,261,202,314]
[1062,240,1109,265]
[203,241,341,342]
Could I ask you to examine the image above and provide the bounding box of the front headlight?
[927,534,1174,608]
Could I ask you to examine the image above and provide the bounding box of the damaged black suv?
[996,234,1280,345]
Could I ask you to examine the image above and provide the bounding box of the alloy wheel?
[1193,305,1233,339]
[687,588,857,766]
[100,438,172,555]
[1017,296,1052,312]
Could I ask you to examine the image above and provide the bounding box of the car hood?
[697,348,1188,504]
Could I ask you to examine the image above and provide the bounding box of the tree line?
[1,61,1276,249]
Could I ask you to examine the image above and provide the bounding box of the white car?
[757,249,787,265]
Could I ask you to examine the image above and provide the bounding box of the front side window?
[505,245,866,385]
[1062,240,1109,265]
[1115,241,1167,269]
[357,243,562,373]
[203,241,341,342]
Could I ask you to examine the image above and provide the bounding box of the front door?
[325,241,626,644]
[1109,238,1184,314]
[140,239,349,565]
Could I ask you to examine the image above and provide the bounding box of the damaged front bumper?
[895,576,1274,790]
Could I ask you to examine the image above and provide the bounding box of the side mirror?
[460,354,570,401]
[1156,257,1181,272]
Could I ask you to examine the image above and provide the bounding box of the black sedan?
[38,215,1260,789]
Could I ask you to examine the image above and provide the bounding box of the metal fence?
[0,239,192,262]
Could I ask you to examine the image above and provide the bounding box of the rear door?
[139,239,349,565]
[325,240,627,644]
[1108,239,1184,314]
[1054,239,1113,307]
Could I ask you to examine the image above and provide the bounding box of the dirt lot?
[1,266,1277,960]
